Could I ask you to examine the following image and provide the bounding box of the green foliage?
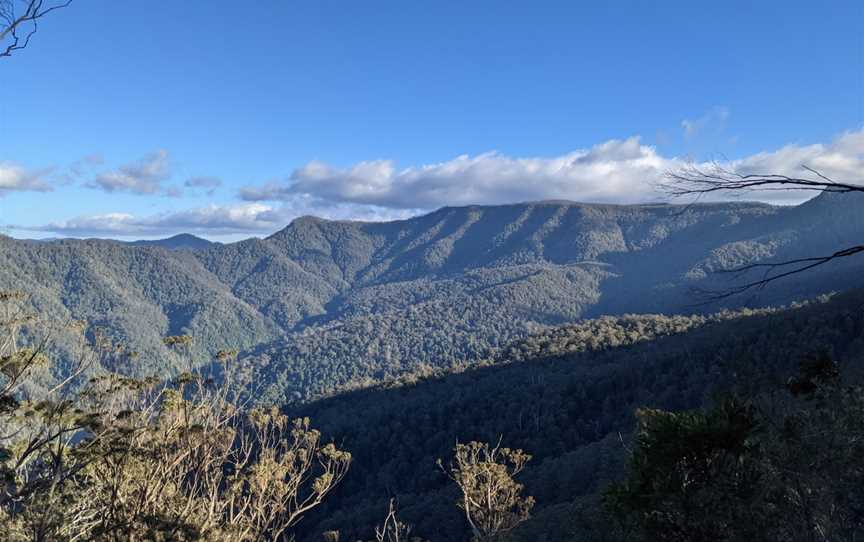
[284,288,864,541]
[3,196,863,402]
[1,195,864,540]
[608,355,864,541]
[606,400,765,541]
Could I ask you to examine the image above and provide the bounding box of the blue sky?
[1,0,863,240]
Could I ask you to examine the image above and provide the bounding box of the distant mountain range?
[128,233,219,251]
[33,233,219,250]
[2,192,862,400]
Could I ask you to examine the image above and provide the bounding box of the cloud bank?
[241,130,864,211]
[241,137,674,209]
[31,204,280,237]
[13,129,864,239]
[732,131,864,180]
[22,200,416,238]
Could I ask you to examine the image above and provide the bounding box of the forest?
[2,2,864,540]
[2,283,863,540]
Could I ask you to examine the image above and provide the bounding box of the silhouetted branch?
[665,165,864,301]
[663,163,864,198]
[1,0,71,58]
[692,245,864,302]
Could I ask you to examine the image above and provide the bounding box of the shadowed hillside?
[286,289,864,541]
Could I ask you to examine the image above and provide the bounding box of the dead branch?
[1,0,72,58]
[664,164,864,301]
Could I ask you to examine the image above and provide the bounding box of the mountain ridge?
[1,195,862,399]
[129,233,218,250]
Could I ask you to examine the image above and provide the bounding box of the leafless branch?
[664,165,864,301]
[1,0,72,58]
[662,163,864,198]
[692,245,864,302]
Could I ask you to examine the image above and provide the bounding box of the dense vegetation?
[2,286,864,541]
[2,194,864,402]
[0,297,352,541]
[286,289,864,540]
[2,194,864,541]
[608,355,864,541]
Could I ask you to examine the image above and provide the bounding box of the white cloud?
[25,204,281,237]
[681,106,730,139]
[13,129,864,239]
[241,136,677,209]
[725,130,864,202]
[240,129,864,210]
[87,150,173,195]
[0,162,53,195]
[19,199,415,239]
[733,131,864,179]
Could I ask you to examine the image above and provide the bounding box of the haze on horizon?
[1,1,863,241]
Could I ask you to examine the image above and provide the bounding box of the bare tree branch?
[664,164,864,300]
[663,163,864,198]
[692,245,864,302]
[1,0,72,59]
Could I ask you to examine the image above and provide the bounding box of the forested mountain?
[128,233,218,251]
[1,193,863,398]
[286,289,864,541]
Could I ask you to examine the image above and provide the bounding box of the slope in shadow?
[288,289,864,541]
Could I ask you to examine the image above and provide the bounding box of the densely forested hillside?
[285,289,864,541]
[2,193,863,398]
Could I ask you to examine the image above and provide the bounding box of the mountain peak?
[130,234,216,251]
